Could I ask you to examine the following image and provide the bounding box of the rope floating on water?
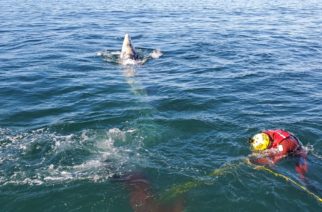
[254,165,322,203]
[160,159,322,203]
[159,161,244,201]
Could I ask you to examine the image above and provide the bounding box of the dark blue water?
[1,0,322,211]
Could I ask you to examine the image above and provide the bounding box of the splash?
[97,48,162,65]
[0,127,142,186]
[150,49,163,59]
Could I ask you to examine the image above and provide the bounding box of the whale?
[97,33,162,65]
[120,34,138,60]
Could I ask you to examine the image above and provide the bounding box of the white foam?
[121,58,139,65]
[22,178,43,185]
[108,128,127,141]
[0,127,143,186]
[52,134,77,153]
[80,131,90,143]
[97,50,121,57]
[72,160,103,170]
[150,49,163,59]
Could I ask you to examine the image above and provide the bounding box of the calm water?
[1,0,322,211]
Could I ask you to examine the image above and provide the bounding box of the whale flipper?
[120,34,138,60]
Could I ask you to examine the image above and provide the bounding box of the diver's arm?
[249,153,274,166]
[249,147,282,165]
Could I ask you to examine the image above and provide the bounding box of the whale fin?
[120,34,138,60]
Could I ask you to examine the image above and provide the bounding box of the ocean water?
[1,0,322,211]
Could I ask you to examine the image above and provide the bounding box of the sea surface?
[1,0,322,211]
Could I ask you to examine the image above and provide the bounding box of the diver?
[248,129,308,178]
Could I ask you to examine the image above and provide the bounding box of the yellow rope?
[254,165,322,203]
[160,159,322,203]
[159,161,243,201]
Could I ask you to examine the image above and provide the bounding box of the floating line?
[160,158,322,203]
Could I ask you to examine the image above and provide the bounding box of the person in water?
[248,129,308,178]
